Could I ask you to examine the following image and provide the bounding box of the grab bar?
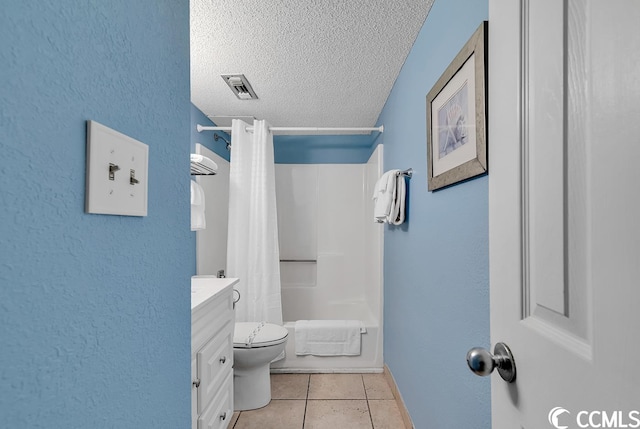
[279,259,317,263]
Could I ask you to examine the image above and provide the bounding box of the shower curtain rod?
[196,124,384,134]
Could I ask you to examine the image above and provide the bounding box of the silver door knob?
[466,342,516,383]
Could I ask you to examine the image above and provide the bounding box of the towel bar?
[279,259,317,263]
[396,168,413,178]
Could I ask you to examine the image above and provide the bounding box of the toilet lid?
[234,322,288,348]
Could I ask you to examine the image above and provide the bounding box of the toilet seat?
[234,322,288,349]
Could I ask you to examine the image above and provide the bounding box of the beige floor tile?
[308,373,366,399]
[362,374,395,400]
[271,373,310,399]
[230,411,240,428]
[304,400,373,429]
[233,400,305,429]
[368,400,406,429]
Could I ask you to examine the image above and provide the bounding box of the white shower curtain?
[227,119,283,325]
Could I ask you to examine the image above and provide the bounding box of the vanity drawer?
[198,371,233,429]
[196,321,233,413]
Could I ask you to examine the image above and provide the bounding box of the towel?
[190,153,218,174]
[372,170,398,222]
[294,320,366,356]
[190,180,206,231]
[389,173,406,225]
[372,170,406,225]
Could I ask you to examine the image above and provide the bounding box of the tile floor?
[229,373,407,429]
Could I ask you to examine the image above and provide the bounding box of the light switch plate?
[85,120,148,216]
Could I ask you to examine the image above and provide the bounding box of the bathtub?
[270,300,383,373]
[271,153,384,373]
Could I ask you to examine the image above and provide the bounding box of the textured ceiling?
[190,0,434,133]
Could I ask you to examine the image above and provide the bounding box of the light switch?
[85,120,148,216]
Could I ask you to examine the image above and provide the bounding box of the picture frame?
[426,21,488,191]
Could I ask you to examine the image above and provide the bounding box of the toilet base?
[234,361,271,411]
[232,325,288,411]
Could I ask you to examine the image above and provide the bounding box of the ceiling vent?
[221,74,258,100]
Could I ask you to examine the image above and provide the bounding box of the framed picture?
[426,21,488,191]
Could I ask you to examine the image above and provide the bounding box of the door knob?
[466,342,516,383]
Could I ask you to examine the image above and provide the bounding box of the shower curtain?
[227,119,283,325]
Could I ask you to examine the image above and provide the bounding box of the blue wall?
[377,1,491,427]
[0,2,192,427]
[274,134,376,164]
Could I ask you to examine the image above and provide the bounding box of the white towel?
[389,173,406,225]
[372,170,406,225]
[190,180,206,231]
[294,320,366,356]
[190,153,218,174]
[372,170,398,222]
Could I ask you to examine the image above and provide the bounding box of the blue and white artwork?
[437,82,469,159]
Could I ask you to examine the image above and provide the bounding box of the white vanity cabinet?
[191,277,238,429]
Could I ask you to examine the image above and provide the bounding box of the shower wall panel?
[276,158,381,323]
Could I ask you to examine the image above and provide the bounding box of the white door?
[487,0,640,428]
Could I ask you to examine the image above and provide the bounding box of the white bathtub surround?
[276,165,318,262]
[195,145,384,372]
[227,119,283,325]
[294,320,366,356]
[271,145,384,372]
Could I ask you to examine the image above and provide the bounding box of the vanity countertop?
[191,276,239,311]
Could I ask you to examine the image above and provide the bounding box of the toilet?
[233,321,288,411]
